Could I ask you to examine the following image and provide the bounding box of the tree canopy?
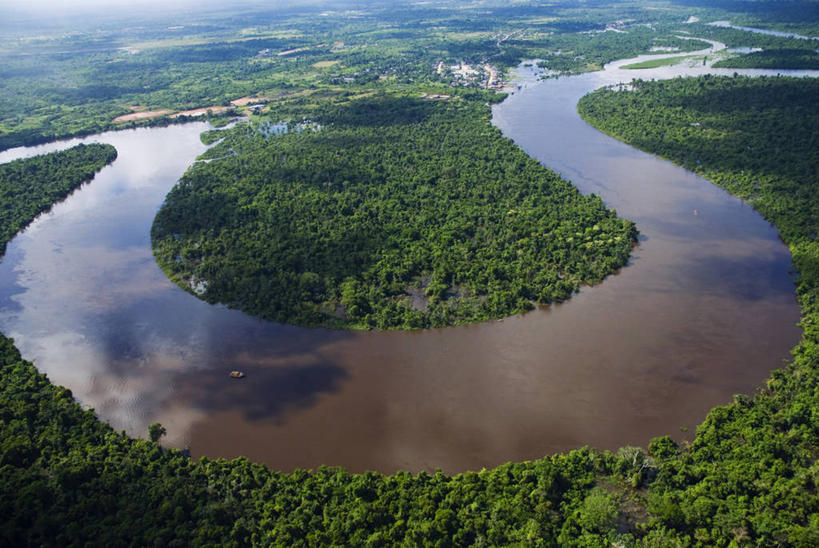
[153,93,637,329]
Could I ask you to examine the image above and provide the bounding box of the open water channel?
[0,44,816,473]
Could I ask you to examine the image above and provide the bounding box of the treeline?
[714,48,819,69]
[579,75,819,545]
[0,143,117,254]
[532,29,711,74]
[687,21,819,49]
[674,0,819,25]
[152,93,637,329]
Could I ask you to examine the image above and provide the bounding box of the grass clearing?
[312,60,341,68]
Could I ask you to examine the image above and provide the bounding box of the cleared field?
[112,110,172,123]
[312,60,341,68]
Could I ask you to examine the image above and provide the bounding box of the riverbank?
[577,72,819,548]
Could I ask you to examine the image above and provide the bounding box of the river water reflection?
[0,51,815,473]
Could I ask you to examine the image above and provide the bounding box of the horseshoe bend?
[0,1,817,545]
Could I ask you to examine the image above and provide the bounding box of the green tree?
[148,423,167,443]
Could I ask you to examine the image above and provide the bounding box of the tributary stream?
[0,44,815,473]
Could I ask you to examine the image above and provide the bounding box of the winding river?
[0,46,816,474]
[708,20,819,41]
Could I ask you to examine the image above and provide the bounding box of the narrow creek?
[0,48,815,473]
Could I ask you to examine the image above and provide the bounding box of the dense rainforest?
[12,0,819,151]
[714,48,819,69]
[152,93,637,329]
[0,143,117,254]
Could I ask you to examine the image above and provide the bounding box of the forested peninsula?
[713,48,819,69]
[153,93,636,329]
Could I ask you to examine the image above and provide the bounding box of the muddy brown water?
[0,50,815,473]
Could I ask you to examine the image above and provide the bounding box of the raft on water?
[229,370,245,379]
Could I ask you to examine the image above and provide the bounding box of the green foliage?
[581,490,620,533]
[714,48,819,69]
[676,0,819,33]
[148,423,166,443]
[579,76,819,243]
[199,129,226,146]
[686,20,819,50]
[0,143,117,254]
[152,94,636,329]
[536,31,711,74]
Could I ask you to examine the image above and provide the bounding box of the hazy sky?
[5,0,337,9]
[6,0,241,11]
[9,0,383,20]
[2,0,337,30]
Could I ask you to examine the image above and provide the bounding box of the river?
[708,20,819,41]
[0,49,815,474]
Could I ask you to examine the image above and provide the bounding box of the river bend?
[0,50,815,473]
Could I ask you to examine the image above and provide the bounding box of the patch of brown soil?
[230,96,270,106]
[169,106,231,118]
[113,110,172,123]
